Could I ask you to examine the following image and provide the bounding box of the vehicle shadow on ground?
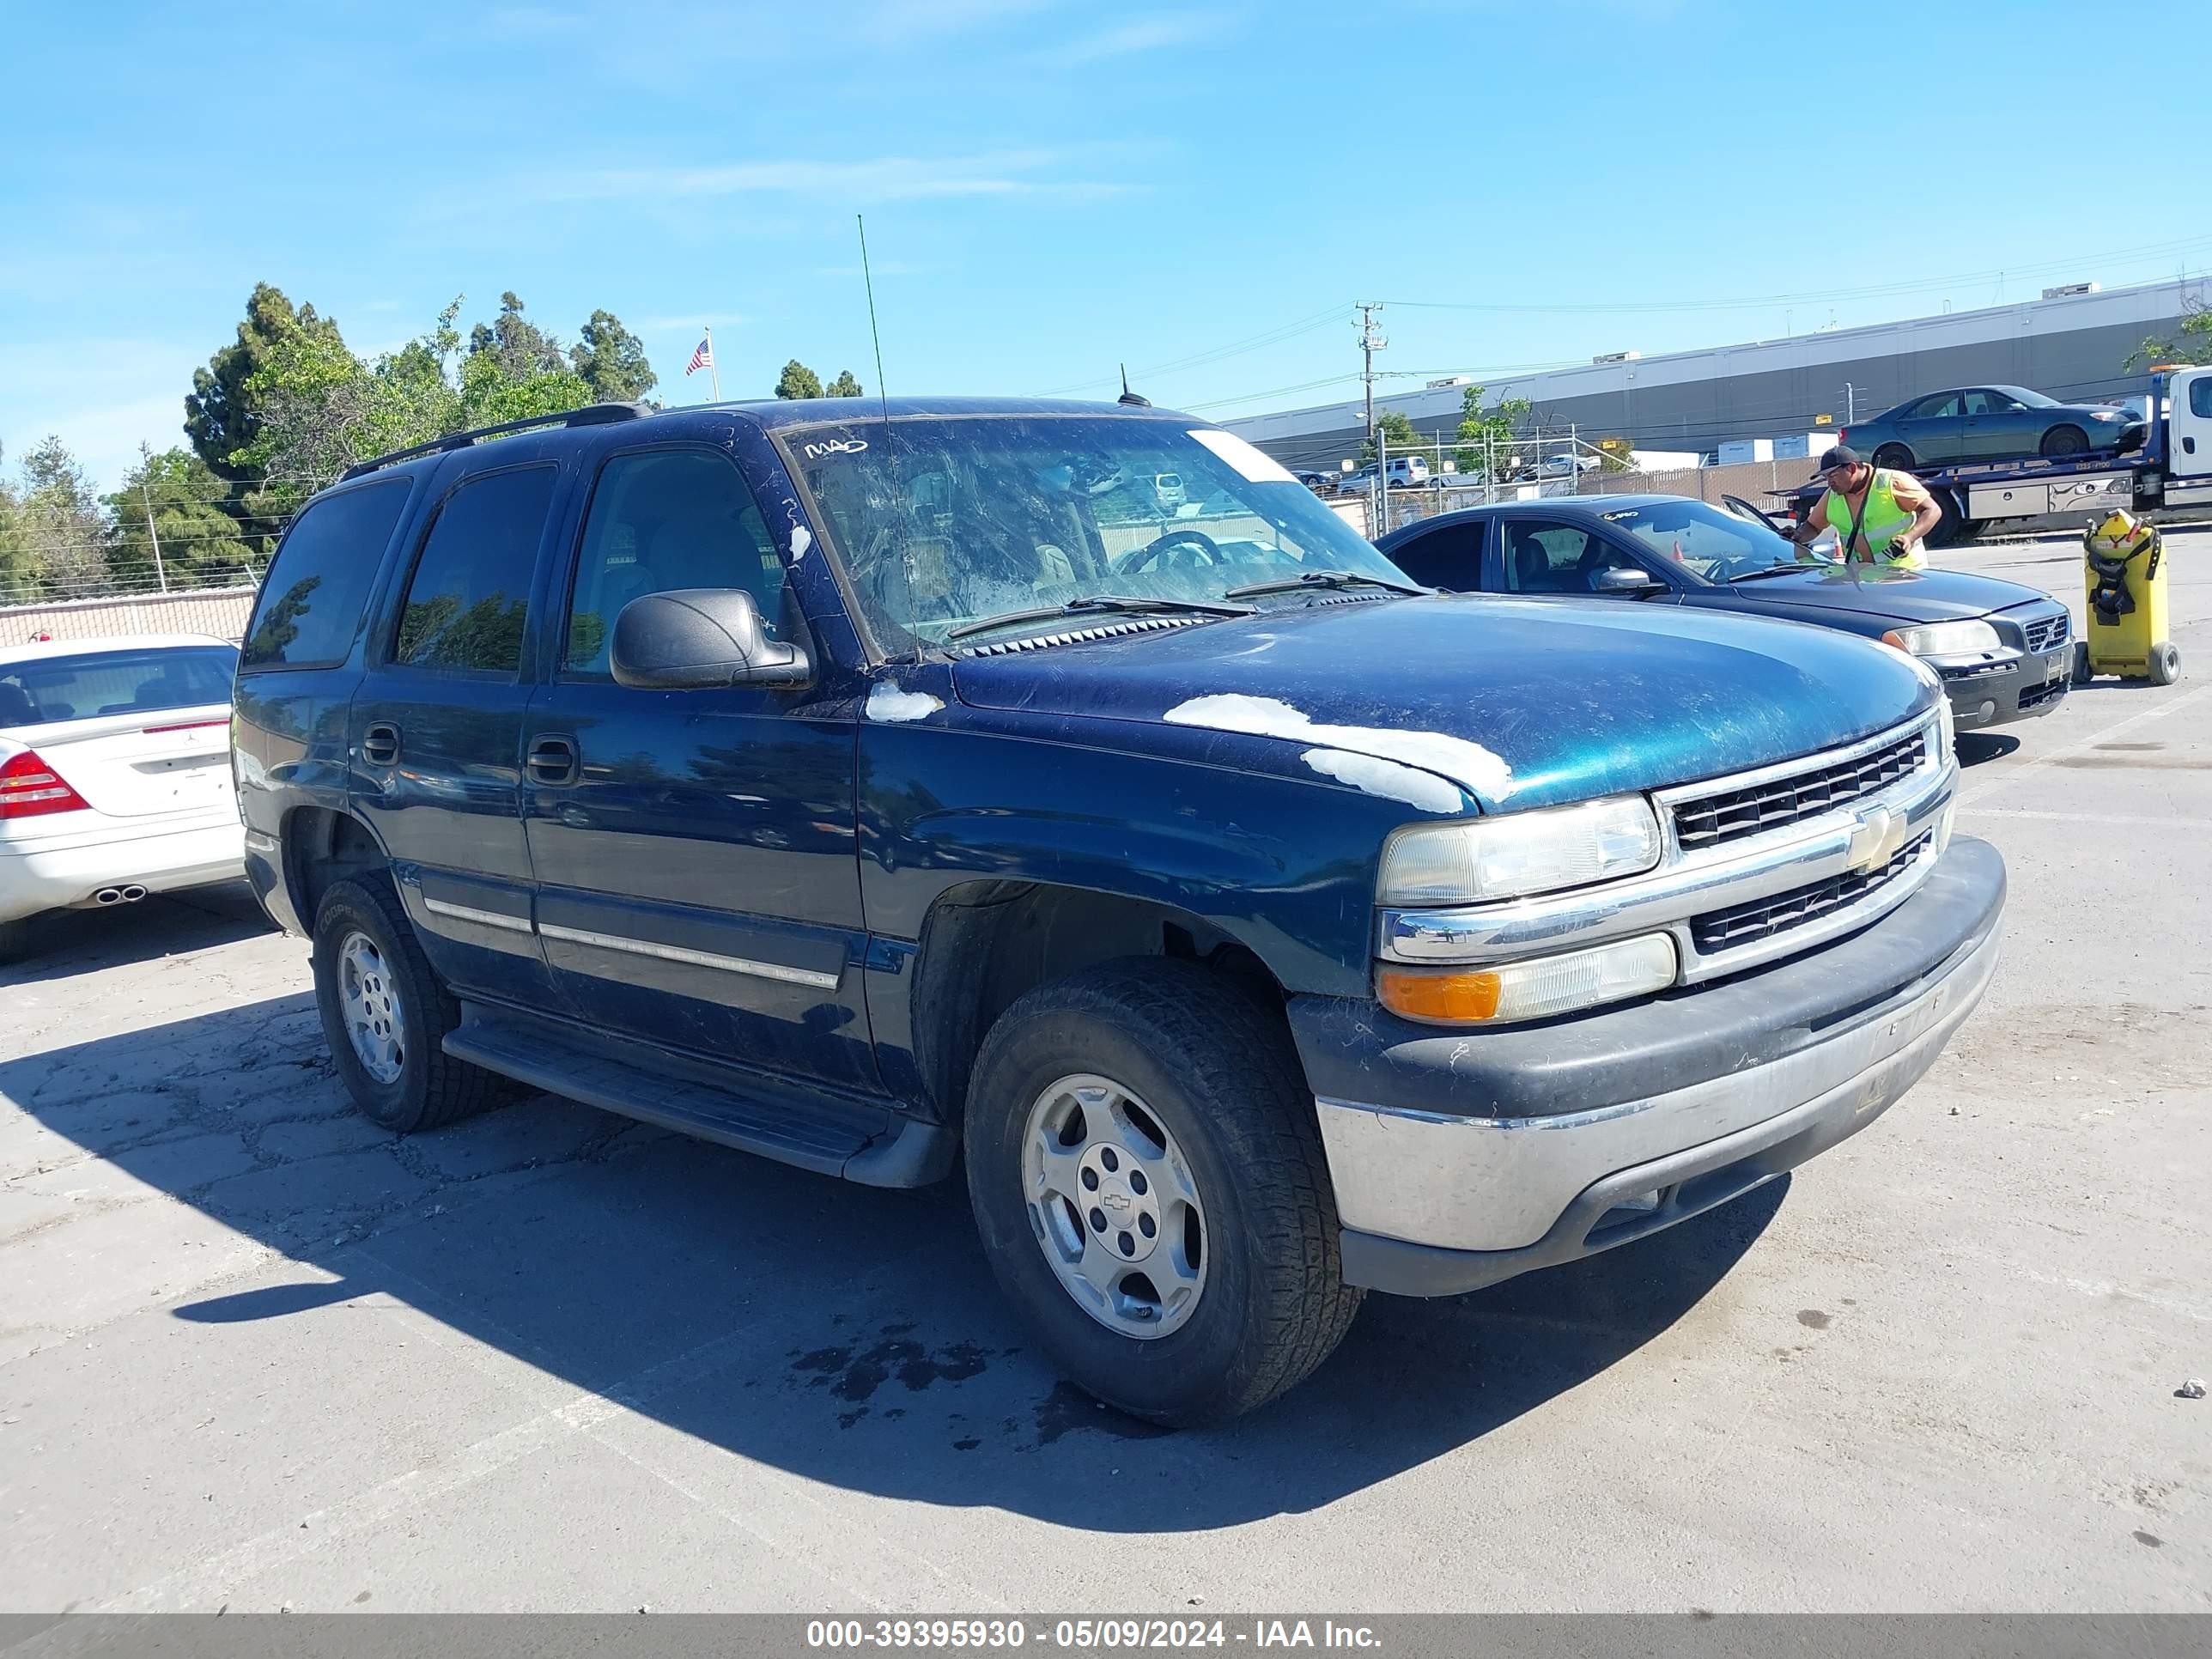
[0,881,275,988]
[3,986,1781,1531]
[1954,732,2022,768]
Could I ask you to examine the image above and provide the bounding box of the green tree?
[15,436,112,598]
[1361,409,1422,464]
[569,310,659,404]
[105,446,258,592]
[2124,305,2212,371]
[775,360,824,399]
[0,444,35,603]
[826,368,864,398]
[1452,383,1534,481]
[185,283,345,486]
[466,291,568,380]
[1595,435,1637,473]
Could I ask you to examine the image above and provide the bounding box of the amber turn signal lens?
[1376,967,1503,1023]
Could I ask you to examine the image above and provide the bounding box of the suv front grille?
[2021,611,2069,653]
[1690,831,1930,953]
[1672,729,1929,853]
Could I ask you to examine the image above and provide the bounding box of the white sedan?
[1,634,246,957]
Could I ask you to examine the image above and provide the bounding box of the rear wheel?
[964,958,1362,1425]
[2149,641,2182,686]
[0,918,27,965]
[2072,641,2094,686]
[1872,443,1915,471]
[312,877,499,1132]
[2040,425,2089,459]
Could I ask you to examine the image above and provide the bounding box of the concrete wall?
[0,586,258,647]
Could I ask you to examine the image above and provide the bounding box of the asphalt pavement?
[3,529,2207,1613]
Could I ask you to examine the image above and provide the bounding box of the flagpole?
[705,325,720,403]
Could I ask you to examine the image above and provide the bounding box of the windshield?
[0,644,238,729]
[2001,386,2060,408]
[786,415,1415,646]
[1595,499,1814,581]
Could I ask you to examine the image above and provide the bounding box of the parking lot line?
[1955,681,2212,807]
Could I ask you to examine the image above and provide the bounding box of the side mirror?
[1593,566,1666,597]
[611,589,812,690]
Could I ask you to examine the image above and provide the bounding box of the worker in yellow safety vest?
[1793,445,1943,570]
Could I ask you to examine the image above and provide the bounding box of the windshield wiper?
[1729,563,1819,583]
[1222,568,1427,599]
[945,594,1253,642]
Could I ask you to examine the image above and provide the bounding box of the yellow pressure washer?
[2074,510,2180,686]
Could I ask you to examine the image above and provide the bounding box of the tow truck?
[1762,366,2212,548]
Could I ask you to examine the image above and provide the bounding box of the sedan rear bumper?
[0,818,245,922]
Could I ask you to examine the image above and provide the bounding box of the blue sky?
[5,0,2208,489]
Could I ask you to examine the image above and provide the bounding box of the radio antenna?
[857,214,891,430]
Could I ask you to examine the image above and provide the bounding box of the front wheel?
[964,959,1362,1425]
[312,877,500,1132]
[2073,641,2094,686]
[2149,641,2182,686]
[2040,425,2089,459]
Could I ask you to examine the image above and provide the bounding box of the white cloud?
[0,339,204,492]
[1030,11,1230,65]
[525,149,1127,207]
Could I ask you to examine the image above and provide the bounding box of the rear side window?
[0,645,239,728]
[241,480,410,669]
[393,465,557,674]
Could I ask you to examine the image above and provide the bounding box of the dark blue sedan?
[1376,495,2076,732]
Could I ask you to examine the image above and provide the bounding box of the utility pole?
[1357,302,1385,452]
[1842,383,1858,423]
[138,445,168,594]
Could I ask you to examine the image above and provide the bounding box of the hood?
[1714,564,2044,625]
[950,594,1934,813]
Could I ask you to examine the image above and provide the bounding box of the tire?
[2149,641,2182,687]
[1872,444,1915,471]
[1925,489,1972,550]
[2040,425,2089,459]
[0,918,27,965]
[312,876,499,1133]
[963,958,1363,1426]
[2072,641,2094,686]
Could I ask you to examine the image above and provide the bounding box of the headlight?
[1379,794,1662,906]
[1379,933,1678,1025]
[1881,620,2001,656]
[2089,410,2124,422]
[1936,695,1955,763]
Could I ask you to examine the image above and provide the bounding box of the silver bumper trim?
[1317,913,2001,1253]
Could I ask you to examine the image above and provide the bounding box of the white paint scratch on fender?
[1164,691,1506,802]
[866,684,943,723]
[1301,748,1462,813]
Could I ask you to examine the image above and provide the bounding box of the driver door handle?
[527,734,579,786]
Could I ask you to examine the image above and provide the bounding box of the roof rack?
[338,401,653,481]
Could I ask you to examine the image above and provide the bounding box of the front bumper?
[0,817,246,923]
[1935,644,2073,728]
[1294,836,2004,1297]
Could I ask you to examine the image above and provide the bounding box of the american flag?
[685,337,714,376]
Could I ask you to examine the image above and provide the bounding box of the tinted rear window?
[0,645,240,729]
[242,480,411,670]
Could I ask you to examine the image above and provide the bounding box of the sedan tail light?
[0,748,92,819]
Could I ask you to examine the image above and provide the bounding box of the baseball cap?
[1817,445,1863,474]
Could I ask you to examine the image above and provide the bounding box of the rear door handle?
[527,734,579,786]
[362,721,401,766]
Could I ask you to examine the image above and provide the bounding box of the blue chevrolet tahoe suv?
[232,397,2005,1425]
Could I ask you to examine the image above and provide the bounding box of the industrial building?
[1224,276,2202,473]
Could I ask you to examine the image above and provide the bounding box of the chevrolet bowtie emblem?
[1103,1190,1132,1212]
[1846,805,1908,873]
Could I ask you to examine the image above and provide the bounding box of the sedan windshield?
[786,415,1416,647]
[1595,499,1817,582]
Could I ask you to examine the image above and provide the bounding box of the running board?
[444,1006,954,1187]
